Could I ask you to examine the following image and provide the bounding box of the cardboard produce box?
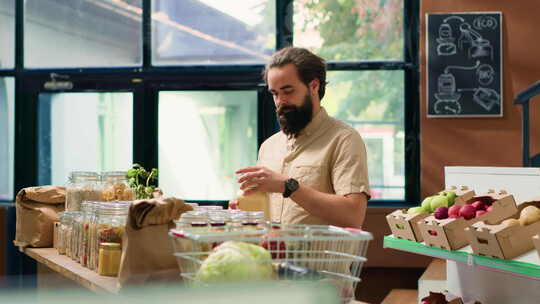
[533,234,540,258]
[418,190,518,251]
[386,186,474,242]
[465,200,540,259]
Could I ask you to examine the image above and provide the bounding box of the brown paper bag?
[13,186,66,248]
[118,197,193,288]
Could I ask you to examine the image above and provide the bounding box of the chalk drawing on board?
[458,87,501,111]
[433,61,482,114]
[458,23,493,60]
[476,64,495,86]
[435,16,464,56]
[473,16,498,30]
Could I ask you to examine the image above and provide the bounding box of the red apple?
[486,205,494,212]
[449,214,460,219]
[434,206,449,219]
[476,210,487,218]
[448,204,462,218]
[459,205,476,220]
[471,200,486,211]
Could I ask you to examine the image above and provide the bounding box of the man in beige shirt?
[236,47,370,228]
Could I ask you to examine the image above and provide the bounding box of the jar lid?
[99,242,121,250]
[101,171,128,180]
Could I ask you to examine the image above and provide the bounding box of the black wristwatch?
[283,178,299,198]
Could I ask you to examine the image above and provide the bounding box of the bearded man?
[235,47,370,228]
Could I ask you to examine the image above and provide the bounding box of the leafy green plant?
[126,164,159,199]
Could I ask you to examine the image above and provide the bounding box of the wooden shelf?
[24,248,118,293]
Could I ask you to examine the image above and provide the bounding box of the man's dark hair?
[263,47,328,99]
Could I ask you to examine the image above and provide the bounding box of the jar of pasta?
[101,171,134,201]
[65,171,101,211]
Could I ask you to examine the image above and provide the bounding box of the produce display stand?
[384,235,540,303]
[383,166,540,303]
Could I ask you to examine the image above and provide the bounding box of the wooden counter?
[24,247,118,293]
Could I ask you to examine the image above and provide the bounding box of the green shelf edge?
[383,235,540,278]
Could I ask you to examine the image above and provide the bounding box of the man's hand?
[236,166,288,195]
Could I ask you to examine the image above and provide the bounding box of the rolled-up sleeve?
[331,130,371,199]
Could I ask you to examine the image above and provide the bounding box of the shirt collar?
[286,107,329,146]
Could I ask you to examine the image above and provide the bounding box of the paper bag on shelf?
[118,197,193,289]
[13,186,66,249]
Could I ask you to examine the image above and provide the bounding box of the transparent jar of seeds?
[65,171,101,211]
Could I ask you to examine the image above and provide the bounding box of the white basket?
[169,224,373,303]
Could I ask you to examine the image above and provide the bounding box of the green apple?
[421,196,433,212]
[439,190,457,206]
[407,207,425,214]
[430,195,449,212]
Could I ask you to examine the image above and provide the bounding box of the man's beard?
[277,94,313,138]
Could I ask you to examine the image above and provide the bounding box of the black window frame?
[0,0,419,207]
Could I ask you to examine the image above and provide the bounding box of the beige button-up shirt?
[257,107,370,225]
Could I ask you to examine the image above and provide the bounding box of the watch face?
[284,178,299,197]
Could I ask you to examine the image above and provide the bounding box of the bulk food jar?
[101,171,134,201]
[92,203,129,273]
[65,171,101,211]
[57,211,75,255]
[79,201,97,267]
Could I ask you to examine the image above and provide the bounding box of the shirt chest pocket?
[291,165,328,192]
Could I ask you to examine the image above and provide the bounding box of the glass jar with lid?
[65,171,101,211]
[94,202,129,272]
[101,171,134,201]
[98,242,122,277]
[57,211,74,255]
[243,211,265,230]
[175,211,209,231]
[79,201,97,267]
[70,211,83,261]
[208,212,229,232]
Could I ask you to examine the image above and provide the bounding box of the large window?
[37,92,133,185]
[152,0,275,65]
[159,91,258,200]
[24,0,142,68]
[0,0,15,69]
[325,71,405,200]
[293,0,403,61]
[5,0,419,204]
[294,0,413,200]
[0,78,14,200]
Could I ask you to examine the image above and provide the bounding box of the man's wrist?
[283,178,299,198]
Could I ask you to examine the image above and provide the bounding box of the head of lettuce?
[195,241,275,284]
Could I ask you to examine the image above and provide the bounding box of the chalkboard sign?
[427,13,502,117]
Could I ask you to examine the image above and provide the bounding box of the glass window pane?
[152,0,275,65]
[25,0,142,68]
[0,0,15,68]
[325,71,404,200]
[38,92,133,186]
[159,91,258,200]
[294,0,403,61]
[0,78,15,200]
